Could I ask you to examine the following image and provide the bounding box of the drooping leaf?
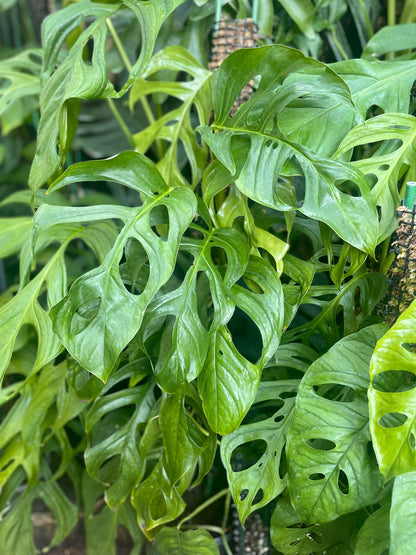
[85,361,155,509]
[198,256,285,435]
[221,380,299,522]
[155,527,219,555]
[30,0,186,191]
[362,23,416,59]
[200,46,379,255]
[335,113,416,241]
[130,46,212,187]
[43,152,196,380]
[368,300,416,480]
[287,325,386,523]
[390,471,416,553]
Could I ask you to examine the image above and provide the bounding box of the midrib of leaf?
[212,123,365,237]
[164,73,212,182]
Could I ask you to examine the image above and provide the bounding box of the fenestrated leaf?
[0,49,42,134]
[368,300,416,480]
[221,380,299,522]
[43,152,196,380]
[332,58,416,117]
[287,325,386,523]
[198,256,284,435]
[130,45,212,187]
[390,471,416,553]
[354,505,390,555]
[85,361,155,509]
[30,0,185,191]
[0,220,115,385]
[141,225,249,393]
[335,113,416,241]
[200,45,379,255]
[155,527,219,555]
[270,496,357,554]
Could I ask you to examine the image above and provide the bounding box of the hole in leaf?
[70,297,101,335]
[240,489,249,501]
[278,446,287,479]
[334,178,362,197]
[279,391,297,399]
[377,205,382,222]
[227,306,263,364]
[378,412,408,428]
[338,469,349,495]
[121,237,149,294]
[306,531,322,544]
[378,164,389,171]
[251,488,264,505]
[312,383,356,402]
[308,473,325,481]
[195,271,212,331]
[306,438,336,451]
[410,433,415,450]
[367,441,377,465]
[401,343,416,353]
[149,204,169,242]
[265,139,273,148]
[365,173,378,188]
[365,104,384,119]
[274,414,284,423]
[372,370,416,393]
[231,439,267,472]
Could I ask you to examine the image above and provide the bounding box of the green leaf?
[131,461,185,535]
[160,391,216,485]
[278,0,316,39]
[30,0,185,191]
[332,58,416,117]
[335,113,416,241]
[270,496,357,554]
[198,256,284,435]
[390,471,416,554]
[0,49,42,134]
[201,46,379,255]
[354,505,390,555]
[221,380,299,522]
[45,152,196,380]
[368,300,416,480]
[155,527,219,555]
[362,23,416,59]
[130,46,212,187]
[85,362,155,509]
[287,325,386,522]
[0,217,32,258]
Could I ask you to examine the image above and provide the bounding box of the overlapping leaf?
[0,49,42,133]
[29,0,185,191]
[354,505,390,555]
[287,325,385,523]
[85,361,156,509]
[335,113,416,241]
[221,380,299,522]
[368,300,416,480]
[155,527,219,555]
[41,152,196,380]
[130,46,212,187]
[200,45,379,255]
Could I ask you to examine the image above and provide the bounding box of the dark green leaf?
[155,527,219,554]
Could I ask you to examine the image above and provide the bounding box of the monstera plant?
[1,0,416,553]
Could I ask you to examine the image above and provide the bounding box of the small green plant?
[2,1,416,553]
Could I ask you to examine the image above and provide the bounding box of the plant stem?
[106,17,164,158]
[177,488,229,529]
[221,490,231,530]
[388,0,396,26]
[106,98,136,149]
[331,29,348,60]
[357,0,373,38]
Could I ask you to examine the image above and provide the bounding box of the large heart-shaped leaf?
[287,325,386,523]
[368,300,416,480]
[200,45,379,255]
[42,152,196,380]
